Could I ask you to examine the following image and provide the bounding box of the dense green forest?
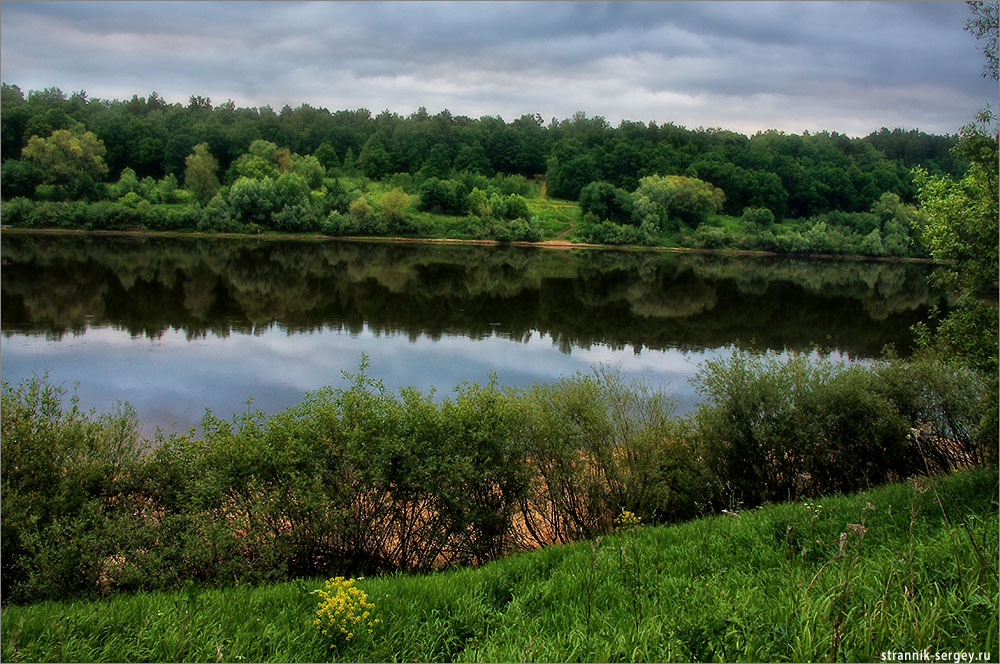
[0,82,964,255]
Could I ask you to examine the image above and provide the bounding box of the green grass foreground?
[2,467,996,663]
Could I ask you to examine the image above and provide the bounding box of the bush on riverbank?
[1,353,993,604]
[695,353,995,507]
[2,467,996,662]
[1,191,547,243]
[3,186,933,257]
[1,197,208,232]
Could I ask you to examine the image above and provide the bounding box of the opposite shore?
[0,226,936,263]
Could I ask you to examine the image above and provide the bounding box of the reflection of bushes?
[3,352,992,604]
[1,234,940,354]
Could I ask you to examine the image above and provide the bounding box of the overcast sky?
[1,1,995,137]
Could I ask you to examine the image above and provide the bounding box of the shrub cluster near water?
[1,353,995,605]
[2,468,996,662]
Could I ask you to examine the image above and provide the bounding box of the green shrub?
[461,216,542,242]
[117,191,144,208]
[768,228,810,253]
[386,212,423,236]
[418,177,469,215]
[33,184,61,201]
[693,224,728,249]
[168,188,194,206]
[735,225,811,253]
[577,215,659,246]
[633,174,725,229]
[694,353,914,506]
[2,354,992,605]
[90,202,144,230]
[824,210,879,235]
[803,221,864,255]
[1,158,45,200]
[579,181,636,225]
[227,176,279,225]
[740,206,775,227]
[493,173,530,197]
[321,211,360,236]
[79,201,111,230]
[196,214,252,234]
[873,354,997,467]
[322,208,399,237]
[1,376,148,603]
[436,378,532,563]
[503,194,530,221]
[860,228,885,255]
[518,369,704,544]
[272,202,320,233]
[695,351,996,509]
[23,201,87,229]
[156,205,206,231]
[386,172,416,193]
[1,197,37,226]
[493,217,543,242]
[457,171,490,193]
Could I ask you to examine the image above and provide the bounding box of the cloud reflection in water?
[2,323,732,440]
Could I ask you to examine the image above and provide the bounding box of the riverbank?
[3,351,992,606]
[2,467,995,662]
[0,226,935,263]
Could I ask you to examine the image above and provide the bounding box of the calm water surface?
[1,233,943,438]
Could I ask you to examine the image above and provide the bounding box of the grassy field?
[2,467,996,663]
[525,196,577,238]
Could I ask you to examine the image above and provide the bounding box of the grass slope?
[2,468,996,663]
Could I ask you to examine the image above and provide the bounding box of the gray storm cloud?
[1,1,993,136]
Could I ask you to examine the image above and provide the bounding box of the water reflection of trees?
[1,234,942,356]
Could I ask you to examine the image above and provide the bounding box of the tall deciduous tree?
[579,181,635,225]
[633,174,725,229]
[359,134,391,180]
[913,110,999,374]
[21,124,108,185]
[0,159,45,199]
[184,142,220,205]
[965,0,999,81]
[911,2,999,376]
[454,141,491,175]
[378,187,411,225]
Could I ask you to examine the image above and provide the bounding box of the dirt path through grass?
[555,218,575,240]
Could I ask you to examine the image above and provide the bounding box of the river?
[0,232,943,438]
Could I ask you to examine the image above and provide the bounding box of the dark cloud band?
[1,1,993,136]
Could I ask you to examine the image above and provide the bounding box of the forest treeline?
[0,83,961,255]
